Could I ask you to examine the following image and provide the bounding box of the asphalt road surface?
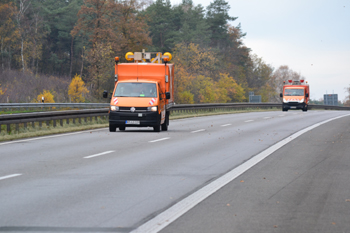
[1,110,349,233]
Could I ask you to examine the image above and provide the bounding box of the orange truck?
[103,50,174,132]
[280,79,310,111]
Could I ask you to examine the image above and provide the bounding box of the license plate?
[125,120,140,125]
[290,106,296,108]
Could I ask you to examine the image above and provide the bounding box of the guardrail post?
[46,120,50,127]
[53,120,56,127]
[24,122,27,129]
[60,119,63,127]
[32,122,35,128]
[79,118,81,124]
[73,118,76,124]
[39,121,42,127]
[7,124,10,133]
[66,119,69,125]
[16,123,19,132]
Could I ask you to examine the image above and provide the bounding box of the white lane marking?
[149,137,170,143]
[84,150,115,159]
[278,115,286,117]
[221,124,232,127]
[0,128,108,146]
[0,174,22,181]
[131,113,350,233]
[191,129,205,133]
[244,120,254,123]
[263,117,271,119]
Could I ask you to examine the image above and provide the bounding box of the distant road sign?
[249,95,261,103]
[324,94,338,106]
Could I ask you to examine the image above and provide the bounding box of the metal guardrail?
[0,103,109,110]
[1,103,350,133]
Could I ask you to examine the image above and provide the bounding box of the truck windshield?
[114,83,157,97]
[284,88,304,96]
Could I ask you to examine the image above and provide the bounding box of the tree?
[344,85,350,107]
[142,0,178,52]
[271,65,305,102]
[68,74,89,102]
[217,73,245,102]
[0,2,20,70]
[36,89,55,103]
[206,0,237,50]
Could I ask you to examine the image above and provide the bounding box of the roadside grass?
[0,107,279,142]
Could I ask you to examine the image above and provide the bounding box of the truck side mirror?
[305,93,309,98]
[166,92,171,99]
[159,93,163,100]
[103,90,108,98]
[280,93,283,97]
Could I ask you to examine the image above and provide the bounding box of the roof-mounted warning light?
[300,79,304,83]
[115,56,119,64]
[288,80,292,83]
[125,52,134,61]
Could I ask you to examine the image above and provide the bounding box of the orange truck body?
[105,54,174,132]
[280,80,310,111]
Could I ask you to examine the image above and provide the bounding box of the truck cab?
[103,50,174,132]
[280,80,309,112]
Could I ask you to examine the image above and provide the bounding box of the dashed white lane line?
[244,120,254,123]
[130,113,350,233]
[263,117,271,119]
[221,124,232,127]
[84,150,115,159]
[149,137,170,143]
[191,129,206,133]
[278,115,286,117]
[0,174,22,181]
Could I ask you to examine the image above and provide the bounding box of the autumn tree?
[0,2,20,70]
[271,65,305,102]
[36,89,55,103]
[344,85,350,107]
[68,74,89,102]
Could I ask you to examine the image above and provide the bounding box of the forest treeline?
[1,0,335,105]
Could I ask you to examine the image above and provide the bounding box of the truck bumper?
[109,111,159,127]
[283,103,307,110]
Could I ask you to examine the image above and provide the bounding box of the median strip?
[84,151,115,159]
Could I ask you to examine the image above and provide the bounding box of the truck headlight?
[110,106,119,111]
[283,98,288,103]
[147,106,157,112]
[299,98,304,103]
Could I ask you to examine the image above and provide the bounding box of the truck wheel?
[119,126,125,131]
[153,114,161,132]
[161,112,169,131]
[282,107,287,112]
[109,124,117,132]
[302,107,308,112]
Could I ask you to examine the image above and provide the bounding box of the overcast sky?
[170,0,350,101]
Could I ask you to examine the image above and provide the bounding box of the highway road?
[0,110,350,233]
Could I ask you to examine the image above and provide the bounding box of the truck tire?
[302,107,308,112]
[119,126,125,131]
[282,107,288,112]
[109,124,117,132]
[153,114,161,132]
[161,112,169,131]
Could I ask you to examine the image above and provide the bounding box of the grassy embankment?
[0,107,279,142]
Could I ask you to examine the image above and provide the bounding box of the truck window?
[115,83,157,98]
[284,88,304,96]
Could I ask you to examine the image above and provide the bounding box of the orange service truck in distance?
[280,79,309,112]
[103,50,174,132]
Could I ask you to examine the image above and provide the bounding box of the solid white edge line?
[149,137,170,143]
[264,117,271,119]
[130,113,350,233]
[191,129,205,133]
[221,124,232,127]
[0,128,108,146]
[244,120,254,122]
[84,150,115,159]
[0,174,22,181]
